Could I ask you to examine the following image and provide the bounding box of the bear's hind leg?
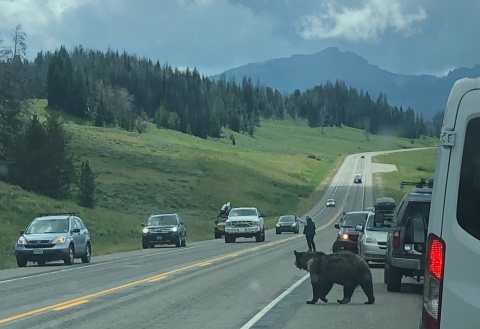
[337,284,356,304]
[359,272,375,304]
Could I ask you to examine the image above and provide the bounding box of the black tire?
[142,242,149,249]
[149,243,155,248]
[262,229,266,241]
[81,243,91,263]
[181,235,186,247]
[276,230,281,234]
[386,262,402,292]
[225,235,233,243]
[175,235,181,247]
[332,240,339,253]
[64,244,75,265]
[37,260,46,266]
[16,257,27,267]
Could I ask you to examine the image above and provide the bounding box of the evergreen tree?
[77,160,96,208]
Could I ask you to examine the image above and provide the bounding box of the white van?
[420,77,480,328]
[354,173,362,183]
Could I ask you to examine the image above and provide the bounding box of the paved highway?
[0,148,432,329]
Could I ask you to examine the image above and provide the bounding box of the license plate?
[33,249,43,255]
[157,235,163,240]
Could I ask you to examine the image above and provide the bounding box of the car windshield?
[25,218,69,234]
[229,209,257,217]
[327,199,334,202]
[147,215,177,226]
[279,215,295,222]
[341,213,367,228]
[365,214,391,231]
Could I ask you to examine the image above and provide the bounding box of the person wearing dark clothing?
[300,215,316,251]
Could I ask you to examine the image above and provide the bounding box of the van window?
[457,117,480,240]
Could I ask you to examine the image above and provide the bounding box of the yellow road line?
[52,300,89,311]
[0,214,341,326]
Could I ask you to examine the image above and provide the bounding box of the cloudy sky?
[0,0,478,77]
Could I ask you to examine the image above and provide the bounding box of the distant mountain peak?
[211,50,480,120]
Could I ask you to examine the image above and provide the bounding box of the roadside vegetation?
[0,99,437,269]
[372,148,438,204]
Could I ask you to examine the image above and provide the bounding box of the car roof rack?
[400,178,434,189]
[38,212,77,217]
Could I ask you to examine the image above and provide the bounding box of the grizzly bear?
[293,250,375,305]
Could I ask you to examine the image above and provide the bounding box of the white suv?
[421,77,480,328]
[224,207,265,243]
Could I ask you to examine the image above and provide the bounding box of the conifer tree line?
[26,45,433,140]
[0,26,96,208]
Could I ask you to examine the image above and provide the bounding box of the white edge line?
[239,273,310,329]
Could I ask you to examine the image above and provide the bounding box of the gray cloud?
[0,0,479,77]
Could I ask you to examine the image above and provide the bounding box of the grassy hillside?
[0,99,437,269]
[372,148,438,204]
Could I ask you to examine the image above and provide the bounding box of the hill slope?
[211,47,480,120]
[0,100,437,269]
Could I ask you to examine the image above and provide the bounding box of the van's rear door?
[434,83,480,328]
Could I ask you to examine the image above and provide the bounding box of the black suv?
[141,213,187,248]
[384,179,432,292]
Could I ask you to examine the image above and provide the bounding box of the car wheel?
[181,235,186,247]
[262,229,266,241]
[276,230,281,234]
[386,263,402,292]
[332,240,339,253]
[81,243,91,263]
[142,242,149,249]
[37,260,46,266]
[175,235,181,247]
[64,244,75,265]
[255,231,262,242]
[16,257,27,267]
[149,243,155,248]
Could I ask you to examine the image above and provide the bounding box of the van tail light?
[392,228,400,248]
[422,233,445,329]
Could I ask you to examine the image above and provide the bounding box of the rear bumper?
[390,256,422,271]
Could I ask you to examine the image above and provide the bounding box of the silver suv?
[14,213,92,267]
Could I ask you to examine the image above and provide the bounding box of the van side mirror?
[141,223,145,227]
[334,223,340,229]
[355,225,364,232]
[407,216,427,244]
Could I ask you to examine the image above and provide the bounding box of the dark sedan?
[275,215,300,234]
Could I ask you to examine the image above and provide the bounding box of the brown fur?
[294,250,375,305]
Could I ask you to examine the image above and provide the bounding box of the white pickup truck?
[224,207,265,243]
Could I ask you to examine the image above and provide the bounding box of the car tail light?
[422,233,445,329]
[392,228,400,248]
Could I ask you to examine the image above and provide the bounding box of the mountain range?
[211,47,480,121]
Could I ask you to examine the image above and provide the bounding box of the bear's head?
[294,250,311,271]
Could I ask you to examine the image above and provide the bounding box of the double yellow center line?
[0,209,342,326]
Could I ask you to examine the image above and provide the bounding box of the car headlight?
[170,227,178,232]
[17,237,27,245]
[142,228,149,234]
[51,237,66,244]
[276,223,280,227]
[291,223,296,227]
[365,236,377,244]
[226,221,232,227]
[340,233,349,240]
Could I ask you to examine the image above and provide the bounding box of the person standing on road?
[298,215,316,252]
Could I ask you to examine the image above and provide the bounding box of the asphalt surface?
[0,148,433,329]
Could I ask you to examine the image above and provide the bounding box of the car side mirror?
[72,228,81,233]
[141,223,145,227]
[214,220,218,224]
[180,221,184,225]
[407,216,427,244]
[260,213,266,217]
[334,223,340,229]
[20,230,25,235]
[221,214,228,218]
[355,225,364,232]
